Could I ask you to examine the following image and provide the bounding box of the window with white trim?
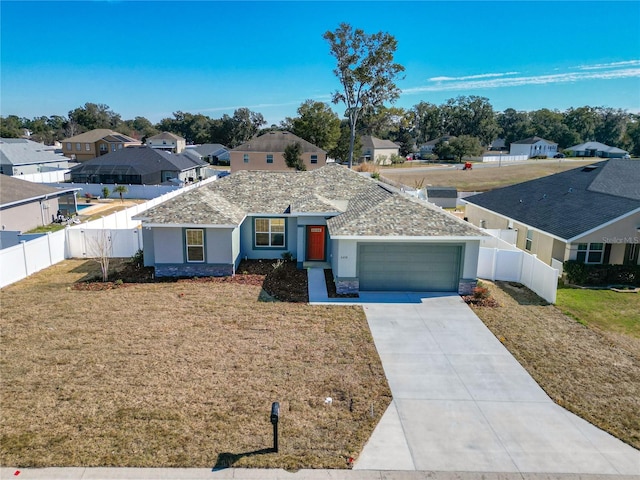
[185,229,205,262]
[243,154,249,164]
[85,143,91,151]
[266,154,273,164]
[525,229,533,251]
[66,142,71,150]
[576,243,604,264]
[310,154,318,164]
[76,143,81,151]
[255,218,285,247]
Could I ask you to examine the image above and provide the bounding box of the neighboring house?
[60,129,141,162]
[360,135,400,164]
[146,132,186,153]
[68,146,208,185]
[419,136,456,157]
[426,187,458,209]
[567,141,629,158]
[230,131,326,172]
[0,138,71,176]
[489,138,506,151]
[509,136,558,158]
[0,175,80,232]
[134,164,486,294]
[464,159,640,267]
[190,144,231,165]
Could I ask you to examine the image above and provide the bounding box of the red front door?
[307,226,326,261]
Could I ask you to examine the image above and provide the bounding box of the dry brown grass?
[0,260,391,469]
[381,160,599,191]
[472,281,640,450]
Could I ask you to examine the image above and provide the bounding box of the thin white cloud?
[429,72,520,82]
[577,60,640,70]
[405,64,640,94]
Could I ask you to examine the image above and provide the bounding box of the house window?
[311,155,318,164]
[243,154,249,164]
[112,144,117,151]
[576,243,604,264]
[66,142,71,150]
[525,230,533,251]
[255,218,285,247]
[85,143,91,151]
[118,144,123,149]
[266,154,273,164]
[185,229,205,262]
[76,143,81,151]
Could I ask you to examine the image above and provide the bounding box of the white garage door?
[358,243,462,292]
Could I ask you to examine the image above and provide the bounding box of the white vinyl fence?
[17,170,70,183]
[482,154,528,163]
[477,247,558,303]
[0,177,217,288]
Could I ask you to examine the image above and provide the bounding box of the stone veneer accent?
[458,279,477,295]
[155,263,234,278]
[335,277,359,295]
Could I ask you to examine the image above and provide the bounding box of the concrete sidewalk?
[3,467,640,479]
[354,294,640,474]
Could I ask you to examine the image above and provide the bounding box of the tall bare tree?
[324,23,404,168]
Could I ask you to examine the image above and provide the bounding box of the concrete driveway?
[353,292,640,474]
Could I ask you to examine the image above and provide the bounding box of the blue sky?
[2,1,639,126]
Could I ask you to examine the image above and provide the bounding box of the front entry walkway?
[353,294,640,474]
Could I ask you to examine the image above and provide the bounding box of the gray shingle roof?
[361,135,400,150]
[0,138,70,167]
[232,131,326,154]
[568,141,628,154]
[137,164,485,238]
[69,147,207,177]
[147,131,184,141]
[0,174,78,206]
[464,159,640,240]
[512,136,556,145]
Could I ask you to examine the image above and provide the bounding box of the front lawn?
[0,259,390,469]
[472,281,640,450]
[556,287,640,338]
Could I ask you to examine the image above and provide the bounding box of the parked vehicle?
[554,153,565,158]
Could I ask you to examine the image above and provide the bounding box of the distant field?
[380,160,598,191]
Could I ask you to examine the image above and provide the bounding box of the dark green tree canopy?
[288,100,341,153]
[283,142,306,171]
[324,23,404,167]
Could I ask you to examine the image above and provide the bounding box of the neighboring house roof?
[0,174,79,207]
[361,135,399,150]
[147,131,185,142]
[69,147,207,177]
[568,141,628,154]
[136,164,483,239]
[423,136,456,146]
[61,129,139,144]
[232,131,326,154]
[511,136,557,145]
[0,138,70,167]
[464,159,640,241]
[426,187,458,199]
[192,144,229,157]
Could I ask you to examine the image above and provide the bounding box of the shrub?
[281,251,293,262]
[130,249,144,268]
[390,154,405,165]
[472,286,490,300]
[563,260,640,286]
[102,187,110,198]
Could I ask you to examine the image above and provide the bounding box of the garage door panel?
[358,243,461,292]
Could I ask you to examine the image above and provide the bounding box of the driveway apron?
[354,292,640,474]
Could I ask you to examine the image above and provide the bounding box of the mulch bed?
[72,259,358,303]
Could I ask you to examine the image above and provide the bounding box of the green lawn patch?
[556,287,640,338]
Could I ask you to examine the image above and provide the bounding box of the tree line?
[2,99,639,159]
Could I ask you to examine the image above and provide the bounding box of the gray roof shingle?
[138,164,484,238]
[232,131,326,154]
[464,159,640,240]
[0,138,70,167]
[69,147,207,177]
[0,174,78,206]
